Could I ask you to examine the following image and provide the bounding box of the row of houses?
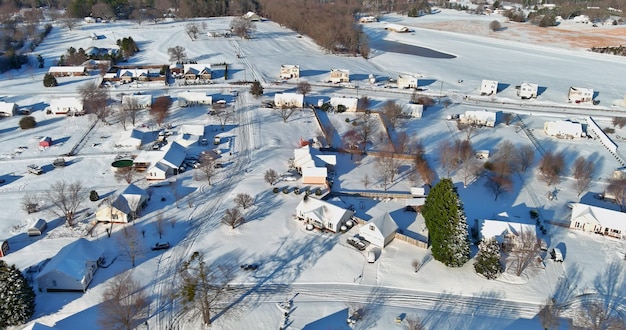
[279,65,423,90]
[480,79,595,103]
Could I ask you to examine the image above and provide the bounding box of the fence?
[394,232,428,249]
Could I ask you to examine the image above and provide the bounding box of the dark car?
[151,242,170,251]
[347,237,366,251]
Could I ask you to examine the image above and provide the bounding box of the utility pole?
[439,80,444,104]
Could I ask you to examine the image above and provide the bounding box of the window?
[369,225,375,231]
[112,214,118,220]
[52,280,57,287]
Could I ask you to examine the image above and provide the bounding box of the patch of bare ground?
[411,20,626,50]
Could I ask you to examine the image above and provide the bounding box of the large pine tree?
[474,238,504,279]
[0,260,36,328]
[422,178,470,267]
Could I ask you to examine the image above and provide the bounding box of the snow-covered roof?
[48,66,85,73]
[178,91,211,103]
[36,238,103,282]
[0,101,16,113]
[570,203,626,232]
[118,128,146,146]
[302,166,327,178]
[296,198,353,224]
[281,64,299,70]
[330,97,358,109]
[134,150,166,165]
[49,97,83,111]
[118,68,149,78]
[122,94,152,107]
[544,120,583,137]
[384,23,411,32]
[480,219,536,243]
[462,110,498,122]
[113,183,148,213]
[274,93,304,107]
[180,124,205,136]
[369,213,399,238]
[160,141,186,169]
[22,322,60,330]
[293,145,335,169]
[183,64,211,75]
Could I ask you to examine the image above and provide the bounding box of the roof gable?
[36,238,103,281]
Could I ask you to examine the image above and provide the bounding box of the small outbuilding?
[517,82,538,99]
[274,92,304,108]
[28,219,48,236]
[178,91,212,107]
[0,101,17,117]
[36,238,104,292]
[0,240,9,257]
[459,110,500,127]
[359,213,399,248]
[397,74,419,89]
[544,120,585,138]
[401,103,423,118]
[330,96,358,112]
[568,86,594,103]
[480,80,498,96]
[39,136,52,148]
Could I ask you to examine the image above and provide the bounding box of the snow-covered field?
[2,9,626,330]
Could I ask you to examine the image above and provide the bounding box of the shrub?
[345,118,350,123]
[43,73,57,87]
[489,20,501,32]
[89,190,99,201]
[19,116,36,129]
[250,80,263,97]
[336,104,347,113]
[320,102,332,112]
[314,188,322,195]
[294,187,301,195]
[282,187,289,194]
[273,187,279,193]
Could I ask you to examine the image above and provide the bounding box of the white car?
[283,176,297,181]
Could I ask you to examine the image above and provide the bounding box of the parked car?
[550,248,563,262]
[151,242,170,251]
[367,250,376,263]
[283,175,297,181]
[27,164,42,175]
[347,237,366,251]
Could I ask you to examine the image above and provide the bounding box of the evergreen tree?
[0,260,36,328]
[474,238,503,279]
[422,178,470,267]
[43,73,57,87]
[249,80,263,97]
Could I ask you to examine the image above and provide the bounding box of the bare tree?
[382,100,403,129]
[518,144,535,172]
[234,193,254,209]
[296,81,311,98]
[176,252,236,326]
[21,193,39,214]
[114,166,137,184]
[375,154,401,191]
[150,96,172,127]
[508,228,541,276]
[572,156,595,197]
[46,180,84,227]
[277,105,296,123]
[214,106,233,130]
[155,211,166,239]
[198,155,216,185]
[457,121,475,140]
[438,140,460,177]
[99,271,150,330]
[361,174,371,189]
[493,140,520,174]
[92,2,115,20]
[121,95,142,126]
[357,112,376,152]
[230,16,255,39]
[264,169,279,186]
[485,174,513,201]
[168,46,187,62]
[576,301,624,330]
[357,96,370,112]
[118,226,143,267]
[538,299,560,330]
[414,153,436,186]
[606,178,626,211]
[78,82,109,120]
[458,139,480,187]
[502,112,514,125]
[185,23,199,40]
[117,106,129,130]
[612,117,626,129]
[395,132,410,154]
[222,207,245,229]
[405,316,427,330]
[60,14,77,31]
[342,129,363,150]
[538,150,566,187]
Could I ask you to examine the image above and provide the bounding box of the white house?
[178,91,212,107]
[544,120,584,138]
[117,68,149,81]
[568,87,594,103]
[295,197,354,233]
[0,101,17,117]
[358,16,378,23]
[49,97,83,115]
[294,145,336,185]
[183,64,212,80]
[480,79,498,96]
[243,11,261,21]
[146,142,186,180]
[95,184,148,223]
[459,110,500,127]
[117,128,146,149]
[47,66,87,77]
[384,23,411,33]
[359,213,399,248]
[330,96,358,112]
[280,65,300,79]
[518,82,538,99]
[569,203,626,239]
[329,69,350,84]
[36,238,103,292]
[401,103,423,118]
[480,219,537,251]
[398,74,419,89]
[176,124,205,147]
[122,94,152,108]
[274,92,304,108]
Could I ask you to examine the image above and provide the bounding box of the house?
[176,124,205,147]
[329,69,350,84]
[0,101,17,117]
[27,219,47,236]
[49,97,83,115]
[358,16,378,23]
[36,238,104,292]
[475,149,490,160]
[122,94,152,109]
[39,136,52,148]
[480,80,498,96]
[274,93,304,108]
[295,197,354,232]
[569,203,626,239]
[280,65,300,79]
[517,82,538,99]
[243,11,261,21]
[180,124,205,136]
[544,120,585,138]
[183,64,211,80]
[459,110,500,127]
[178,91,212,107]
[330,96,358,112]
[0,240,9,257]
[84,16,96,23]
[146,142,186,180]
[294,145,336,185]
[479,219,537,252]
[398,74,419,89]
[359,213,399,248]
[384,23,411,33]
[568,86,594,103]
[47,66,87,77]
[401,103,423,118]
[95,184,148,223]
[22,322,60,330]
[118,128,146,149]
[118,68,150,82]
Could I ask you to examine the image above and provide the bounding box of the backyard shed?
[480,80,498,96]
[401,103,423,118]
[28,219,48,236]
[36,238,104,292]
[330,97,358,112]
[0,101,17,117]
[39,136,52,148]
[517,82,538,99]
